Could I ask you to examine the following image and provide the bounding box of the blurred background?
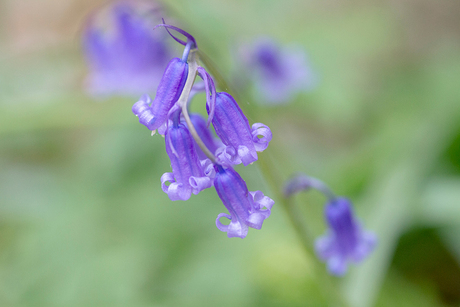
[1,0,460,306]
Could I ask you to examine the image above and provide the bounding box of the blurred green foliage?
[1,0,460,306]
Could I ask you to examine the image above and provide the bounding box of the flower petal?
[314,232,337,260]
[161,172,175,194]
[352,231,377,262]
[189,175,212,194]
[327,255,348,276]
[216,213,231,233]
[250,190,274,210]
[252,123,272,152]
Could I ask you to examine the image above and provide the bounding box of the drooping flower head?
[130,21,274,238]
[214,164,273,238]
[241,37,316,105]
[284,174,376,275]
[83,1,172,96]
[131,22,216,202]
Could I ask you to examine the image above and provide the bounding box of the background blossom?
[83,1,171,97]
[240,37,316,105]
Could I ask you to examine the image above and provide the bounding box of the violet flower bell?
[132,57,188,131]
[316,198,377,276]
[83,1,171,96]
[284,174,376,276]
[132,22,203,132]
[209,92,272,166]
[161,110,212,201]
[243,37,316,105]
[214,164,274,238]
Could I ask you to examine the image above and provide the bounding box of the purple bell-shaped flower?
[210,92,272,166]
[132,57,188,131]
[214,165,273,238]
[161,110,212,201]
[284,174,376,275]
[315,197,376,276]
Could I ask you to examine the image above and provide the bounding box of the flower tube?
[132,57,188,131]
[210,92,272,166]
[161,111,212,201]
[214,165,273,238]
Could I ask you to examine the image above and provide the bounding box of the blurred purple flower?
[284,174,376,275]
[316,198,376,276]
[243,37,316,105]
[214,165,273,238]
[83,1,171,96]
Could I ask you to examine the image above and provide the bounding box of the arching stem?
[175,49,217,164]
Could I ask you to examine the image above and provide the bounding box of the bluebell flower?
[83,1,171,96]
[243,37,316,105]
[129,21,274,238]
[161,109,212,201]
[209,92,272,166]
[214,165,273,238]
[132,57,189,131]
[131,23,214,133]
[284,174,376,275]
[316,198,376,276]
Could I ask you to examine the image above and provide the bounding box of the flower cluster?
[83,1,171,97]
[132,23,273,238]
[284,174,376,276]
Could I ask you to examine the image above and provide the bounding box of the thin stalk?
[190,45,348,306]
[258,155,349,307]
[176,50,217,164]
[285,175,337,202]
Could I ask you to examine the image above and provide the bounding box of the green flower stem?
[182,48,349,306]
[176,50,217,164]
[258,154,350,307]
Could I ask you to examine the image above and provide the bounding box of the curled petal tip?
[252,123,272,152]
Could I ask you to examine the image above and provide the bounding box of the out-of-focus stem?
[187,45,348,305]
[285,175,337,202]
